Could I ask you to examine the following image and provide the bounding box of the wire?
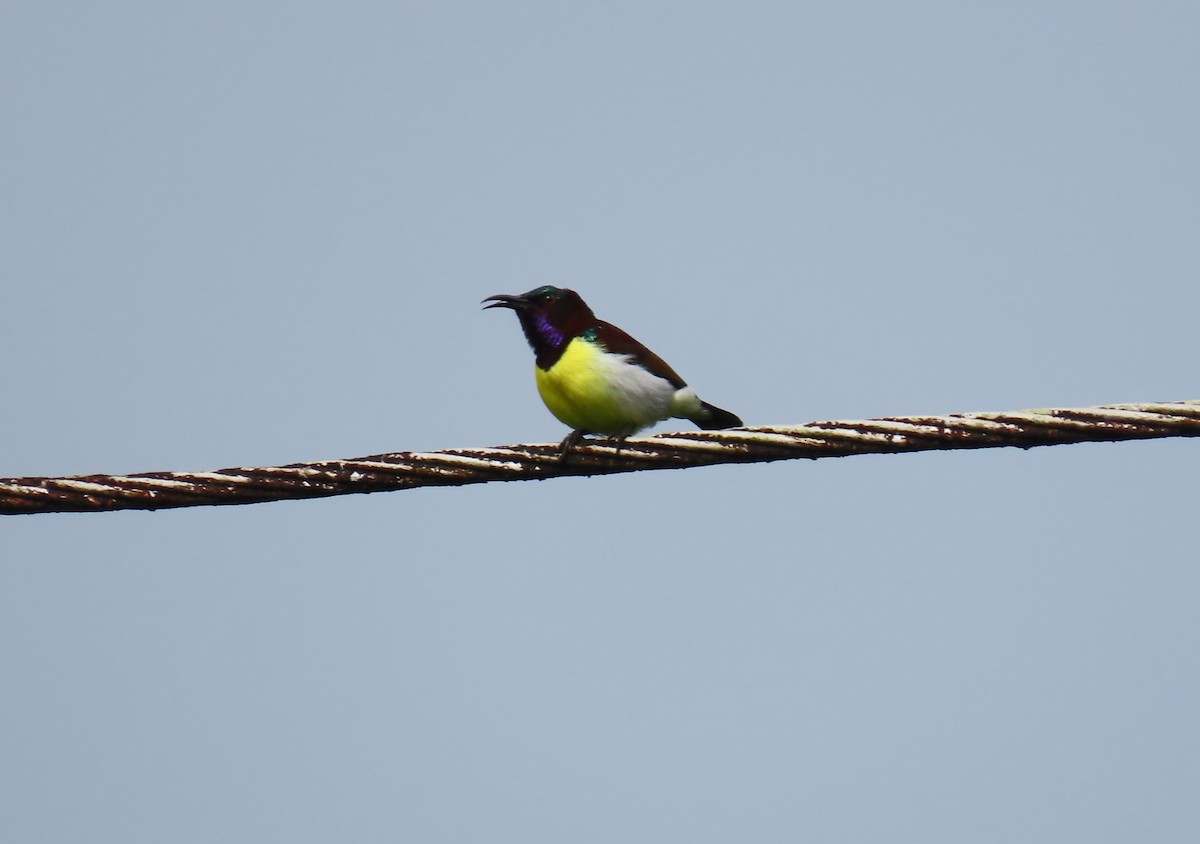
[2,400,1197,515]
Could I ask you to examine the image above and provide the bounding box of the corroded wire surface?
[3,400,1198,515]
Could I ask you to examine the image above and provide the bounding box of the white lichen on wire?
[2,399,1197,515]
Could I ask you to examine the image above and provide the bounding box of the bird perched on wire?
[483,286,743,455]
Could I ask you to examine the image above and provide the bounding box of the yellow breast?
[534,337,674,435]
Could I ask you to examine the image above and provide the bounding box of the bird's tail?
[690,401,743,430]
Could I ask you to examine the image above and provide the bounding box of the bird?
[483,286,742,454]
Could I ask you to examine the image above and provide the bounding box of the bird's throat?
[519,312,570,369]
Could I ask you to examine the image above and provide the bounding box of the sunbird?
[484,286,742,454]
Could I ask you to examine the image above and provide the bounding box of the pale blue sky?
[3,3,1198,841]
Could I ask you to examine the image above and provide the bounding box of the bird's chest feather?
[534,337,675,434]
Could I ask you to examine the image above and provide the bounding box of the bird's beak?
[482,294,527,311]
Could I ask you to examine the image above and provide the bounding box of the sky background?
[3,2,1198,841]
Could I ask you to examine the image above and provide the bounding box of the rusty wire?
[2,399,1198,516]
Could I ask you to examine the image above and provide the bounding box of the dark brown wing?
[591,321,688,389]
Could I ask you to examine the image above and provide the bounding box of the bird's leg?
[558,430,585,459]
[608,425,638,456]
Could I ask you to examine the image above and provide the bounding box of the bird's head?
[483,286,596,358]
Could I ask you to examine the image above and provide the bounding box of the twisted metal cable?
[3,399,1198,515]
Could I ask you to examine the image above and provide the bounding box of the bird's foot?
[558,428,636,460]
[558,430,585,460]
[607,426,637,456]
